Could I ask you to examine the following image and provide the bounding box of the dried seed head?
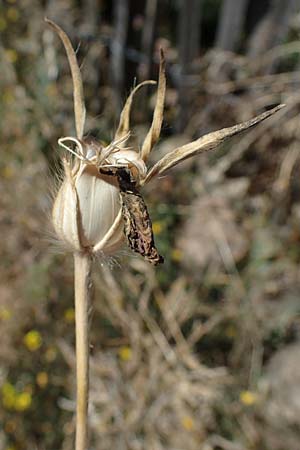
[52,136,148,256]
[47,18,285,264]
[52,141,124,255]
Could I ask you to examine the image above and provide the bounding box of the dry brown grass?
[1,5,300,450]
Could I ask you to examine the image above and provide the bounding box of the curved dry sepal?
[144,103,285,183]
[52,158,82,251]
[140,49,166,162]
[114,80,156,143]
[92,209,123,254]
[45,18,86,139]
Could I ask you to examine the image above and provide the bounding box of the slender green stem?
[74,252,92,450]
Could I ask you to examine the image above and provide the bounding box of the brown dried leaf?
[141,49,166,161]
[145,104,285,183]
[114,80,156,142]
[45,18,86,139]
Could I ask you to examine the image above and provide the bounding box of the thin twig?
[74,252,92,450]
[111,0,129,114]
[140,0,157,81]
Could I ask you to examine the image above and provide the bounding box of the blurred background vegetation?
[1,0,300,449]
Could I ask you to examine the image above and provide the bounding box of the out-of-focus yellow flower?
[0,307,12,320]
[4,49,18,64]
[45,346,57,362]
[239,390,258,406]
[2,383,16,409]
[152,221,163,235]
[6,7,20,22]
[36,372,48,388]
[171,248,182,262]
[5,446,17,450]
[118,346,132,361]
[14,392,32,411]
[2,382,33,412]
[182,415,195,431]
[24,330,42,351]
[0,17,7,31]
[64,308,75,323]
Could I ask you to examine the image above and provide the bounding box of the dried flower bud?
[52,146,124,255]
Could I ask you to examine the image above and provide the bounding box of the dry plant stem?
[74,252,92,450]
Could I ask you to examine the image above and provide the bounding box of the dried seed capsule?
[52,143,123,255]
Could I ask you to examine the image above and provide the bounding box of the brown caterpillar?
[100,167,164,265]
